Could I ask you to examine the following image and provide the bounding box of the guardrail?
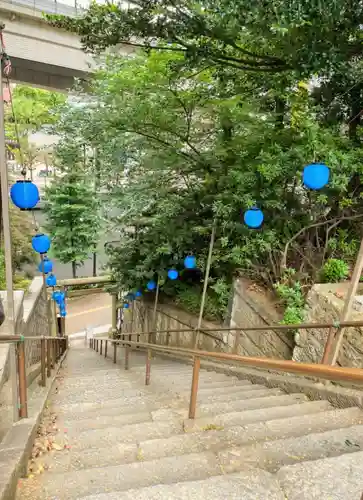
[90,333,363,419]
[0,335,67,419]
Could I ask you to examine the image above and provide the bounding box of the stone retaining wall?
[130,277,293,359]
[293,282,363,368]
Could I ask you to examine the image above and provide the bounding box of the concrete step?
[195,387,282,403]
[184,400,331,431]
[31,442,139,473]
[178,384,268,398]
[53,419,183,450]
[57,378,250,399]
[52,386,159,406]
[54,393,186,418]
[277,450,363,500]
[56,410,153,434]
[140,406,362,461]
[196,393,307,418]
[33,404,347,474]
[218,424,363,473]
[76,470,285,500]
[23,452,222,499]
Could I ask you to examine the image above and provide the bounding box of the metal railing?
[90,324,363,419]
[0,335,67,419]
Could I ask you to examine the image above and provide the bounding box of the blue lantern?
[32,234,51,254]
[243,207,264,229]
[168,269,179,280]
[53,291,65,305]
[60,310,67,317]
[52,291,62,303]
[184,255,196,269]
[303,163,330,190]
[135,290,142,297]
[123,303,130,309]
[147,280,157,291]
[46,274,57,287]
[38,258,53,274]
[10,180,39,210]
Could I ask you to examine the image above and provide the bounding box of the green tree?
[44,143,101,278]
[48,50,363,320]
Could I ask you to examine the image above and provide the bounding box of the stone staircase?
[16,339,363,500]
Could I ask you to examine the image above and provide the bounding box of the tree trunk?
[93,250,97,277]
[72,261,77,278]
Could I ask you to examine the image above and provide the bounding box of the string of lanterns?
[10,178,66,318]
[9,162,330,314]
[124,162,330,306]
[242,162,330,229]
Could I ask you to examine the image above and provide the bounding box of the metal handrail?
[115,318,363,336]
[96,336,363,384]
[91,335,363,419]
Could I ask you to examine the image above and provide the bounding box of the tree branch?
[281,213,363,271]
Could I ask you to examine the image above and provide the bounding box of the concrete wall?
[230,278,293,359]
[130,277,293,359]
[293,282,363,368]
[0,277,49,392]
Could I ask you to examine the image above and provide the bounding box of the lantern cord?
[0,30,39,232]
[0,32,26,176]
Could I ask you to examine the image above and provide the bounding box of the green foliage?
[44,141,101,277]
[47,0,363,80]
[320,258,349,283]
[47,3,363,318]
[274,269,305,325]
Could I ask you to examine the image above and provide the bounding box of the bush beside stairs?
[15,338,363,500]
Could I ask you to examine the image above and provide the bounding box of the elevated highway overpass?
[0,0,132,90]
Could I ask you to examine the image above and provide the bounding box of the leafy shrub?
[320,259,349,283]
[274,269,305,326]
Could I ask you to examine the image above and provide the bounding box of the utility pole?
[0,23,18,421]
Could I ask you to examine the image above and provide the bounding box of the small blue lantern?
[184,255,196,269]
[38,258,53,274]
[32,234,51,254]
[168,269,179,280]
[60,310,67,317]
[52,291,61,302]
[243,207,264,229]
[46,274,57,287]
[147,280,157,291]
[135,290,142,297]
[123,303,130,309]
[53,291,65,304]
[10,180,39,210]
[303,163,330,190]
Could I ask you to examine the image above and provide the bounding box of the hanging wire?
[0,29,39,232]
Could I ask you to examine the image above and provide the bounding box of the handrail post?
[105,340,108,358]
[47,339,51,377]
[189,356,200,419]
[233,329,240,354]
[17,341,28,418]
[100,340,103,355]
[40,337,46,387]
[125,345,129,370]
[113,342,117,363]
[145,349,151,385]
[321,326,336,364]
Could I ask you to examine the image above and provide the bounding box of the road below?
[66,292,111,335]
